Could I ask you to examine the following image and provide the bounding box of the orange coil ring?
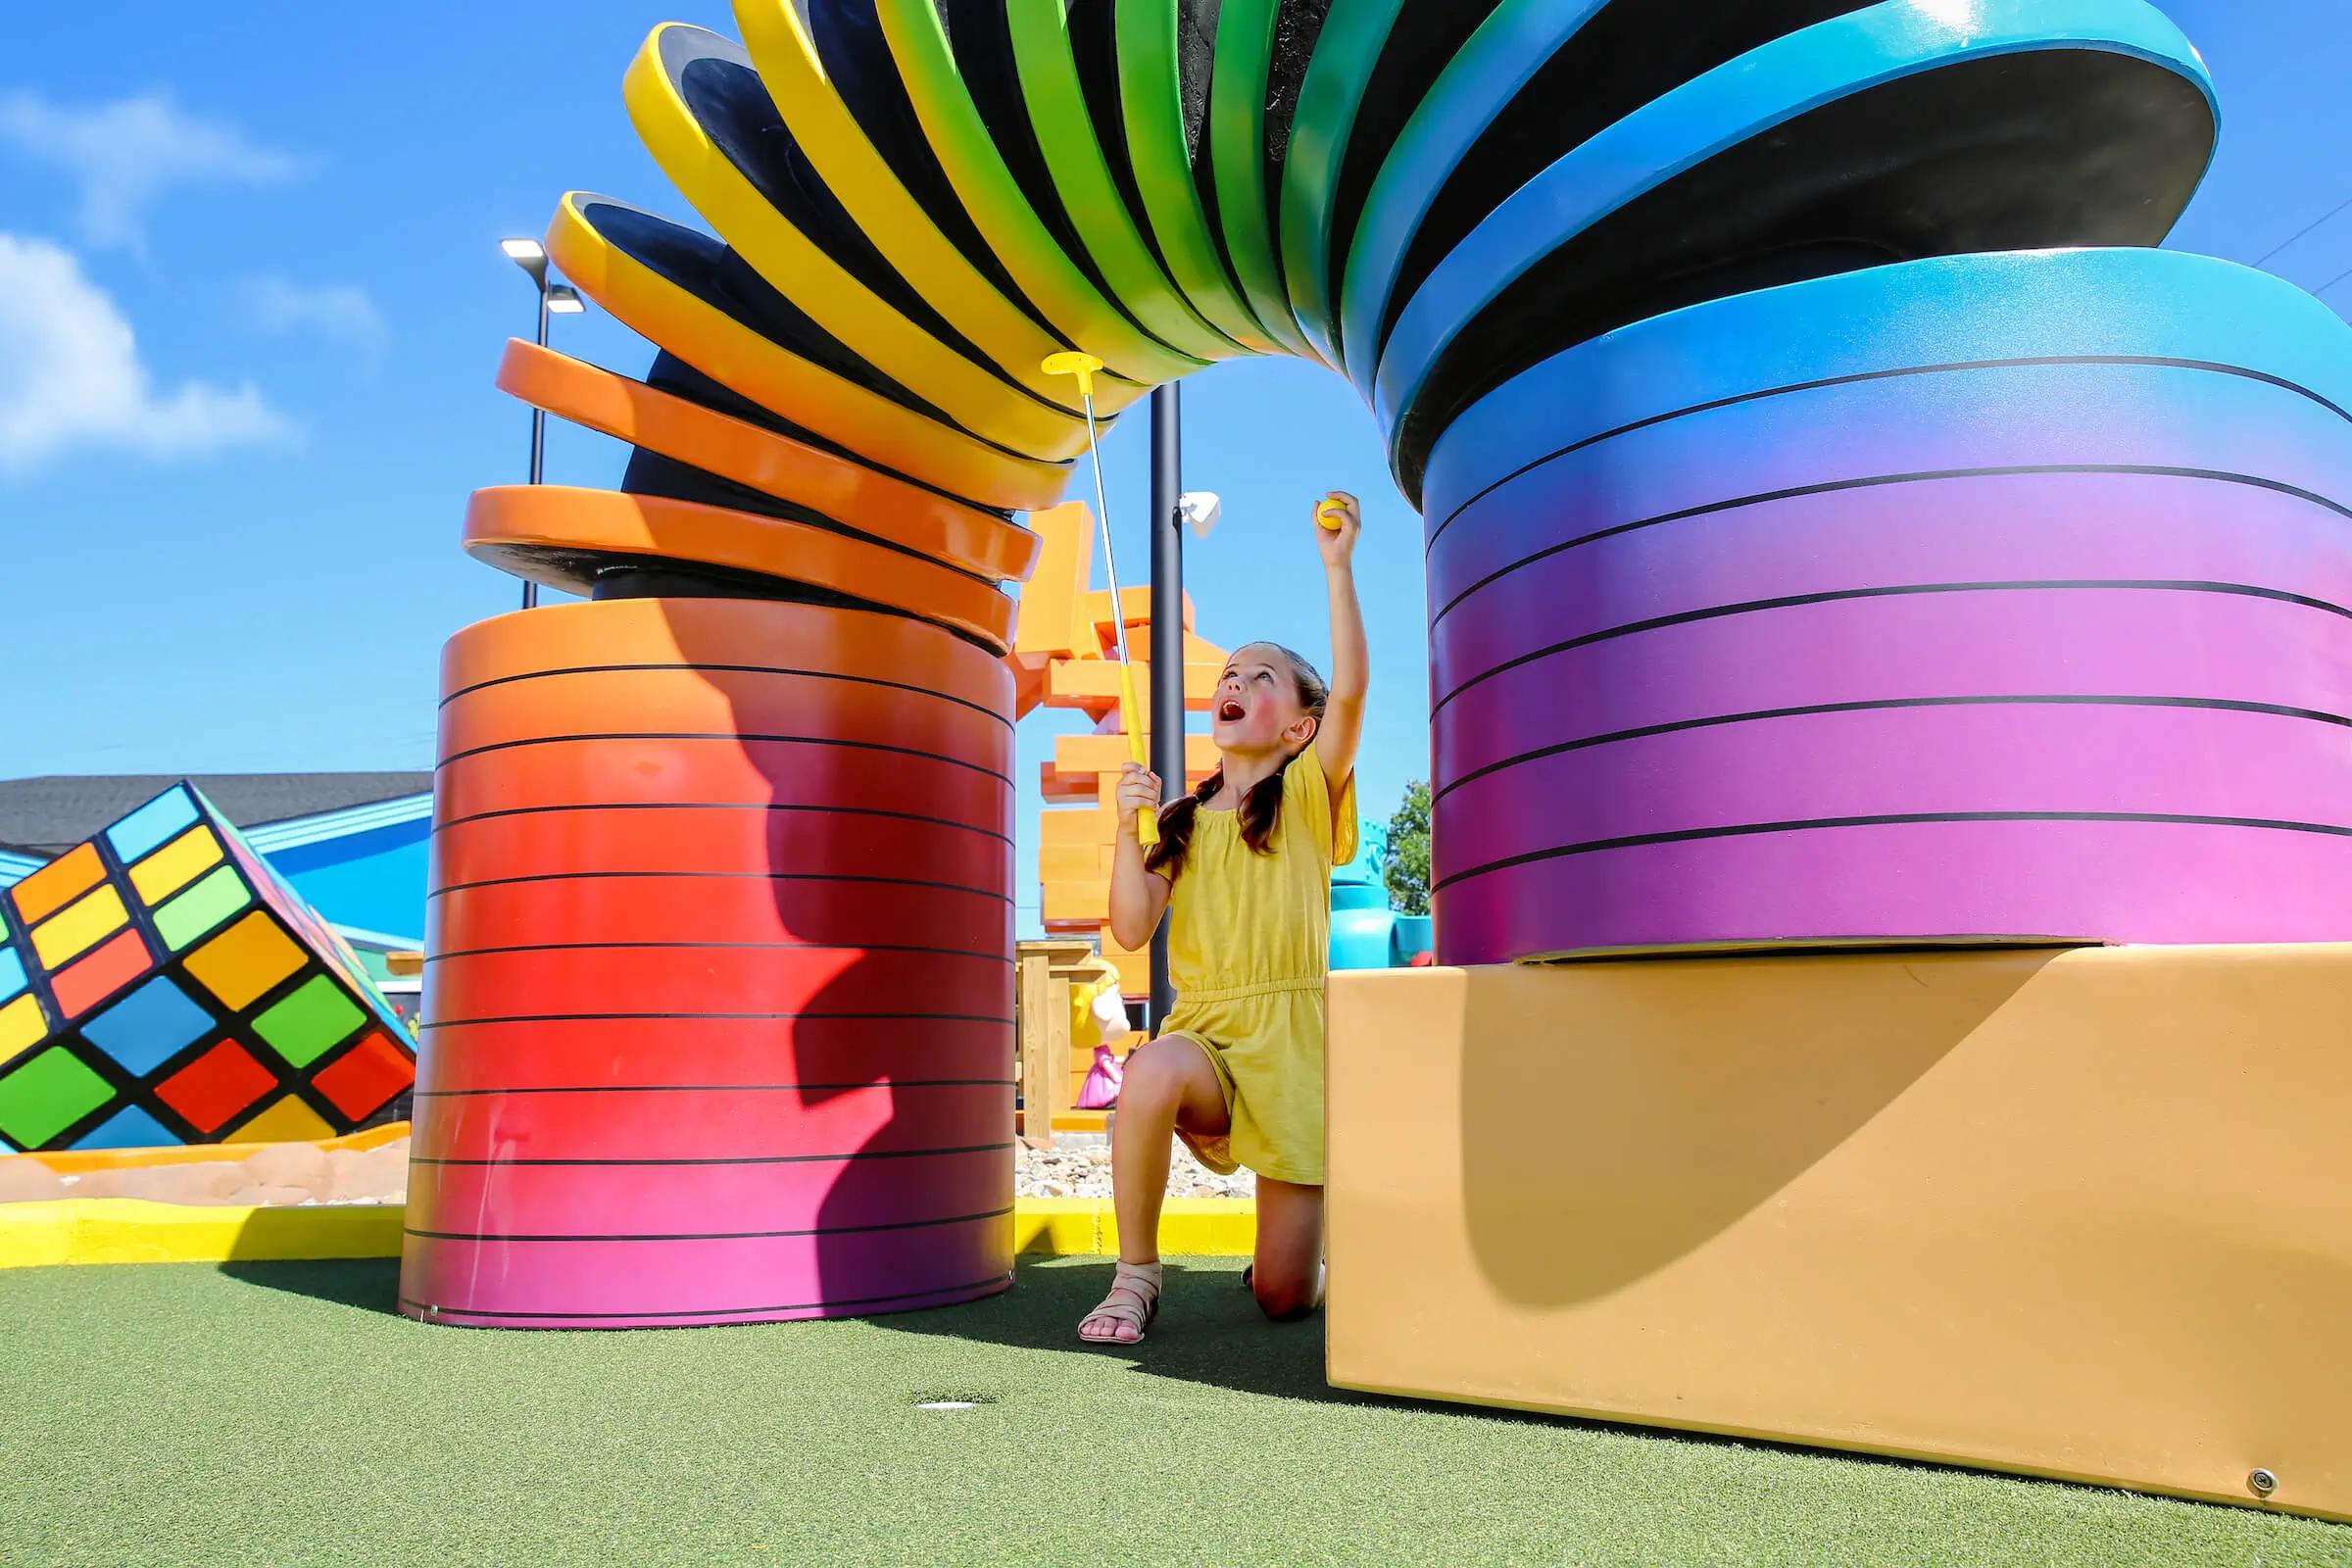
[463,485,1017,652]
[493,340,1040,584]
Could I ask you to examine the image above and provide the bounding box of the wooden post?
[1043,967,1072,1140]
[1018,953,1054,1150]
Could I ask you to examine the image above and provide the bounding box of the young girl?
[1078,491,1367,1345]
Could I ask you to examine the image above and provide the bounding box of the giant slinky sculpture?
[403,2,2351,1329]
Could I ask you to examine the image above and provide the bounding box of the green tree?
[1382,780,1432,915]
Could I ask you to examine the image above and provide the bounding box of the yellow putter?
[1042,351,1158,849]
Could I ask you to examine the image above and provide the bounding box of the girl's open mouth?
[1217,699,1247,722]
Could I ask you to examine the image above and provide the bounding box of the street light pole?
[524,281,550,610]
[1148,383,1183,1026]
[500,240,582,612]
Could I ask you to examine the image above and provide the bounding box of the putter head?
[1178,490,1221,540]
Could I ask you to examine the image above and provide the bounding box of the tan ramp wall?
[1325,947,2352,1523]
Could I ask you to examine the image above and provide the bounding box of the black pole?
[1149,383,1183,1025]
[522,286,550,611]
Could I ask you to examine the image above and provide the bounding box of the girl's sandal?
[1077,1260,1163,1346]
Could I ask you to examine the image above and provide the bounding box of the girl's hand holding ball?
[1315,491,1360,565]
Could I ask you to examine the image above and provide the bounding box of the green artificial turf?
[0,1256,2343,1567]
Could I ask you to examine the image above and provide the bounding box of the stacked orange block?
[1009,504,1224,998]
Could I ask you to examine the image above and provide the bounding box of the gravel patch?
[1017,1133,1255,1200]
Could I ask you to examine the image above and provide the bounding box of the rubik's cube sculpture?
[0,782,415,1152]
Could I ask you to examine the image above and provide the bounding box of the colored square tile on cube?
[216,818,275,885]
[105,785,199,864]
[226,1094,336,1144]
[0,1046,114,1149]
[73,1103,175,1151]
[320,924,366,975]
[154,865,252,952]
[156,1040,275,1135]
[182,911,306,1011]
[0,946,24,1004]
[252,974,365,1068]
[51,928,152,1018]
[0,993,48,1058]
[128,825,223,906]
[30,883,128,970]
[311,1030,415,1120]
[82,975,216,1075]
[9,842,104,926]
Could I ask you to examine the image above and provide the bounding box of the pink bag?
[1076,1043,1125,1109]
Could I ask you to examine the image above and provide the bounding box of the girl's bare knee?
[1251,1268,1321,1321]
[1118,1042,1187,1109]
[1130,1037,1217,1107]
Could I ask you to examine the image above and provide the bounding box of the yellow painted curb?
[1,1197,1257,1269]
[1013,1198,1256,1256]
[12,1122,411,1175]
[1011,1198,1105,1255]
[0,1200,406,1268]
[1132,1199,1259,1258]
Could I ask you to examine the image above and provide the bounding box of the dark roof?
[0,773,432,858]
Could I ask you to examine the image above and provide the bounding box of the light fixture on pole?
[1176,490,1221,540]
[502,237,560,609]
[500,236,548,276]
[547,284,586,315]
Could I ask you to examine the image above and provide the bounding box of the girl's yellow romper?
[1155,744,1356,1186]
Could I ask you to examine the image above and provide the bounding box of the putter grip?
[1119,662,1160,848]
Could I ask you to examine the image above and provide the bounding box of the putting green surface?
[0,1256,2342,1567]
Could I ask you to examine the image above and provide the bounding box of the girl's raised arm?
[1314,492,1368,798]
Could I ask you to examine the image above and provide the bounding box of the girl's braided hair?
[1145,644,1330,880]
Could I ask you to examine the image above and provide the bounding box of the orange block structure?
[1325,947,2352,1524]
[1009,504,1227,998]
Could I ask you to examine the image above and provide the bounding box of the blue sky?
[3,0,2347,934]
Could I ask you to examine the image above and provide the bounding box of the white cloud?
[246,276,390,360]
[0,232,294,475]
[0,90,309,254]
